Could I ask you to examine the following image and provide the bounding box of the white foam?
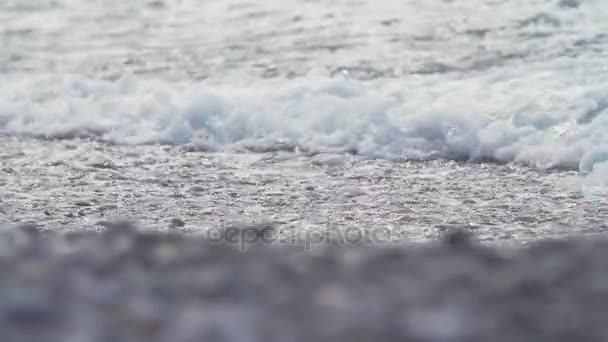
[2,65,607,166]
[582,161,608,200]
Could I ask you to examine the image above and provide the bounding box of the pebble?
[169,218,185,228]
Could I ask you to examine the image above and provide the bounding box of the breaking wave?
[1,69,607,182]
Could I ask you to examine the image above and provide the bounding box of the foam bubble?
[1,70,607,176]
[582,162,608,200]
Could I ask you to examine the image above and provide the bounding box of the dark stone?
[169,218,186,228]
[558,0,580,8]
[16,224,42,236]
[442,228,474,247]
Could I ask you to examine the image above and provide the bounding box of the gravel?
[0,223,607,342]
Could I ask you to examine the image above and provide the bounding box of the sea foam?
[1,69,607,183]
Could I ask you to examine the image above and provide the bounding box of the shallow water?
[1,136,606,243]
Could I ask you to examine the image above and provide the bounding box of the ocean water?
[1,0,607,242]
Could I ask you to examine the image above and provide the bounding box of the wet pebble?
[169,218,185,228]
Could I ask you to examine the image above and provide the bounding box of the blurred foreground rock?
[0,224,606,342]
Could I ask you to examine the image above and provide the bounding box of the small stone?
[442,228,474,247]
[169,218,185,228]
[90,160,118,170]
[558,0,580,8]
[190,186,206,193]
[2,288,56,326]
[99,204,118,211]
[104,221,137,237]
[17,224,41,236]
